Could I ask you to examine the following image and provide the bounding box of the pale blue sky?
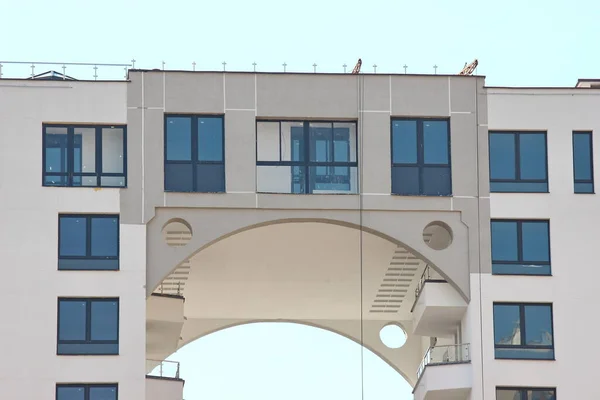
[3,1,598,398]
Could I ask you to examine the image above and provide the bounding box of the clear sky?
[3,1,598,398]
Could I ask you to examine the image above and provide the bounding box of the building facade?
[0,68,597,400]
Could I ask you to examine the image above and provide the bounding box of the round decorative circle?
[423,221,453,251]
[379,324,407,349]
[162,218,193,247]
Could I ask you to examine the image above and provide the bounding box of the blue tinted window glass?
[489,133,516,179]
[491,221,518,261]
[423,121,449,164]
[421,166,451,195]
[575,182,594,193]
[392,120,417,163]
[519,134,547,180]
[196,164,226,193]
[493,304,520,346]
[91,301,118,341]
[90,386,118,400]
[528,389,556,400]
[57,386,85,400]
[521,222,550,262]
[524,305,553,346]
[392,166,420,195]
[46,132,68,173]
[198,117,223,161]
[59,301,87,341]
[333,129,350,162]
[166,117,192,161]
[91,217,119,257]
[310,124,333,162]
[573,133,592,180]
[59,217,87,257]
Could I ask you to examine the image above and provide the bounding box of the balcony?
[413,344,472,400]
[411,266,467,337]
[146,359,184,400]
[147,293,185,363]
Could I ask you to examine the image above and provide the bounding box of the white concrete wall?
[0,80,145,399]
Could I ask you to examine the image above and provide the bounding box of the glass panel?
[495,347,554,360]
[59,300,87,341]
[492,263,551,276]
[257,165,305,194]
[90,386,118,400]
[527,389,555,400]
[493,304,521,346]
[91,217,119,257]
[73,127,96,174]
[58,343,118,355]
[44,175,69,186]
[309,166,357,194]
[421,166,451,195]
[491,181,548,192]
[334,123,357,162]
[100,176,126,187]
[59,259,119,271]
[524,305,553,346]
[309,123,333,162]
[59,217,87,257]
[164,163,194,192]
[491,221,518,262]
[392,166,419,195]
[495,389,521,400]
[198,117,223,161]
[489,133,516,179]
[91,301,118,341]
[521,222,549,262]
[575,182,594,193]
[196,164,225,192]
[45,127,68,174]
[166,117,192,161]
[392,120,417,163]
[423,121,449,164]
[102,128,124,173]
[519,133,547,180]
[56,386,85,400]
[256,121,280,161]
[573,133,592,180]
[281,123,305,161]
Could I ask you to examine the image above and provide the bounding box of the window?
[493,303,554,360]
[58,215,119,270]
[491,220,550,275]
[573,131,594,193]
[489,131,548,192]
[43,125,126,187]
[58,298,119,355]
[256,120,358,194]
[164,115,225,192]
[496,387,556,400]
[391,118,451,196]
[56,384,117,400]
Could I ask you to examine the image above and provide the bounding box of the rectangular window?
[496,387,556,400]
[43,125,126,187]
[58,298,119,355]
[391,118,451,196]
[491,220,550,275]
[493,303,554,360]
[164,115,225,193]
[489,131,548,192]
[573,131,594,193]
[58,215,119,270]
[256,120,358,194]
[57,384,118,400]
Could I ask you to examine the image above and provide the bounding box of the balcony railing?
[416,343,470,379]
[146,359,181,379]
[0,61,132,81]
[412,265,446,309]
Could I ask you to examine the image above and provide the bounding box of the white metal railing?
[0,61,132,81]
[146,359,181,379]
[416,343,470,379]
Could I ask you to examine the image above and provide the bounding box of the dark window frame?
[491,219,551,276]
[255,119,359,194]
[390,117,452,196]
[572,130,594,194]
[489,130,549,193]
[58,214,120,271]
[493,302,555,360]
[163,114,225,193]
[496,386,556,399]
[57,298,120,356]
[42,124,127,188]
[56,383,118,400]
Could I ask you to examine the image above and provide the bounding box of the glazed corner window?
[58,215,119,271]
[256,120,358,194]
[573,131,594,193]
[57,384,118,400]
[57,298,119,355]
[43,125,126,187]
[391,119,451,196]
[489,131,548,192]
[493,303,554,360]
[491,220,550,275]
[496,387,556,400]
[164,115,225,193]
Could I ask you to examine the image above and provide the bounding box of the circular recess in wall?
[422,221,453,251]
[162,218,193,247]
[379,324,407,349]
